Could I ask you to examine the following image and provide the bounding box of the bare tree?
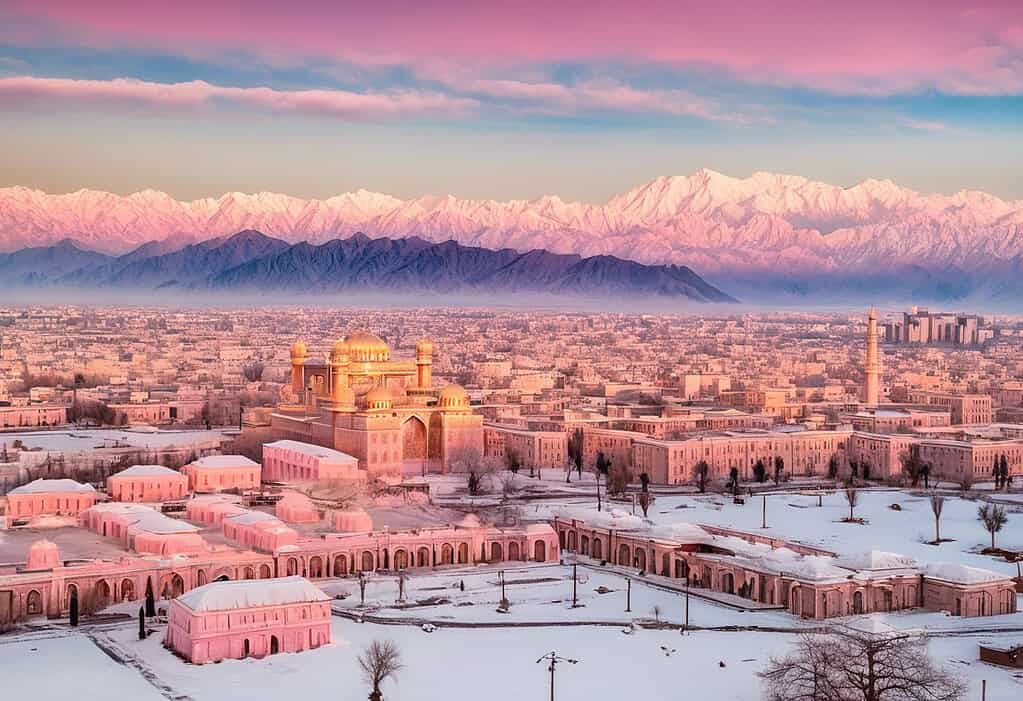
[844,486,859,522]
[450,446,493,496]
[606,462,633,496]
[929,494,945,543]
[638,491,653,518]
[761,629,965,701]
[692,460,709,493]
[977,503,1008,550]
[499,471,520,503]
[358,639,404,701]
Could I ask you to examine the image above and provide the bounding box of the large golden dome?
[330,339,350,360]
[344,331,390,362]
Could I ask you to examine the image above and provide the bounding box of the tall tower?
[864,306,880,406]
[416,338,434,389]
[289,340,307,396]
[329,340,354,409]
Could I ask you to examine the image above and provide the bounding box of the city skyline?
[1,1,1021,200]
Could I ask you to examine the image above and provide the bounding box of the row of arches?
[283,540,550,579]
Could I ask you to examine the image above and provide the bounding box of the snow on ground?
[323,563,800,628]
[82,616,1023,701]
[518,486,1023,579]
[0,632,165,700]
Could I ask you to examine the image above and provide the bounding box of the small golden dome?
[438,384,469,409]
[416,338,434,356]
[365,385,393,411]
[290,340,308,359]
[344,331,390,362]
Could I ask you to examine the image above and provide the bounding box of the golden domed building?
[267,332,482,480]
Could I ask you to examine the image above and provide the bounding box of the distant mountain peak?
[0,170,1021,302]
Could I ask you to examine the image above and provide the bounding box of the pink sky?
[6,0,1023,94]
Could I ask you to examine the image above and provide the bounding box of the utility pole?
[572,564,578,608]
[626,577,632,612]
[536,651,578,701]
[762,494,767,529]
[683,572,690,634]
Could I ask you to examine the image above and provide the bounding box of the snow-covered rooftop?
[89,502,199,534]
[190,455,259,469]
[835,550,918,572]
[922,562,1011,584]
[176,576,328,612]
[264,440,357,462]
[111,464,183,478]
[9,478,96,495]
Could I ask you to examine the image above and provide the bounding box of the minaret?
[864,306,880,406]
[289,340,307,396]
[329,340,354,409]
[416,338,434,389]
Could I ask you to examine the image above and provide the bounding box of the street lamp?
[536,651,578,701]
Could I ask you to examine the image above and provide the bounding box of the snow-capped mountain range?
[3,170,1022,300]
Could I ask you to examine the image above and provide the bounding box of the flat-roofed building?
[164,576,331,664]
[261,440,361,483]
[182,455,261,493]
[107,464,188,502]
[5,478,97,519]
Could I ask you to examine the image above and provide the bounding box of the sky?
[1,0,1022,202]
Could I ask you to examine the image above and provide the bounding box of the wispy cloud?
[897,117,947,133]
[0,76,478,119]
[4,1,1022,97]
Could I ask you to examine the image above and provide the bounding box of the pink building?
[223,511,299,552]
[262,440,362,483]
[554,512,1017,619]
[82,503,207,556]
[164,576,331,664]
[275,492,321,524]
[185,495,247,526]
[332,508,373,532]
[0,542,274,625]
[107,465,188,502]
[5,479,97,520]
[274,515,559,579]
[182,455,261,493]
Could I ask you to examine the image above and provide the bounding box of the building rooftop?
[9,478,96,495]
[175,575,328,612]
[264,440,357,462]
[110,464,182,478]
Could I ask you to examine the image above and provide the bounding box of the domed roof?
[330,339,349,359]
[290,340,308,358]
[416,338,434,355]
[345,331,389,361]
[438,384,469,409]
[365,385,393,410]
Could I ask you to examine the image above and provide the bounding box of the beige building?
[263,333,483,479]
[483,423,567,471]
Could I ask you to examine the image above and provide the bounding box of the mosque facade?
[267,332,483,480]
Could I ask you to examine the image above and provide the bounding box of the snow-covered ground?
[2,483,1021,700]
[517,484,1023,579]
[4,613,1019,701]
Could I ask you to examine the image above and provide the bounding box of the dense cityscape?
[4,1,1023,700]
